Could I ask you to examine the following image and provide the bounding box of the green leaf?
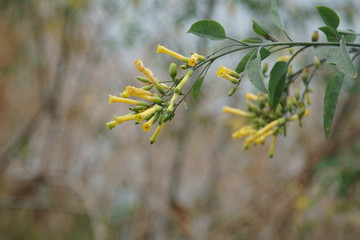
[326,37,358,78]
[316,6,340,29]
[319,26,339,42]
[339,29,358,43]
[268,61,287,109]
[192,76,205,101]
[252,19,269,37]
[323,71,344,138]
[187,20,226,40]
[241,37,263,43]
[271,0,285,31]
[245,48,268,93]
[235,48,270,73]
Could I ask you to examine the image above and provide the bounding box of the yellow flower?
[156,44,189,63]
[277,55,291,62]
[216,66,239,84]
[149,123,165,144]
[166,92,179,113]
[244,118,284,147]
[134,59,165,94]
[245,93,258,101]
[232,125,255,139]
[174,70,193,93]
[124,86,153,97]
[108,95,148,106]
[142,113,158,132]
[219,66,239,78]
[106,120,118,130]
[135,104,162,122]
[223,106,252,117]
[120,87,163,104]
[188,57,197,67]
[254,129,275,145]
[269,135,277,158]
[187,53,206,67]
[114,113,137,124]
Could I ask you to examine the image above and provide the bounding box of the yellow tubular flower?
[136,94,163,104]
[223,106,252,117]
[187,53,206,67]
[269,135,278,158]
[245,93,258,101]
[167,92,179,113]
[106,120,118,130]
[174,70,193,93]
[156,44,189,63]
[216,67,239,84]
[142,114,157,132]
[191,53,206,61]
[254,129,275,145]
[114,113,137,124]
[232,125,255,139]
[160,83,170,90]
[150,123,165,144]
[219,66,239,78]
[244,118,284,147]
[277,55,291,62]
[134,60,165,95]
[127,86,153,97]
[135,105,162,122]
[108,95,148,106]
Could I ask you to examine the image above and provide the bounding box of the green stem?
[195,41,360,69]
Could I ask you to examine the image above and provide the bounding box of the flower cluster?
[224,93,310,157]
[106,45,205,144]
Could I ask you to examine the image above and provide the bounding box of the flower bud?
[247,101,261,115]
[180,64,189,69]
[136,76,151,84]
[141,85,153,91]
[311,31,319,42]
[313,56,321,69]
[169,63,177,80]
[228,87,238,96]
[288,47,294,55]
[302,68,309,84]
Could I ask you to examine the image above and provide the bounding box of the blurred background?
[1,0,360,239]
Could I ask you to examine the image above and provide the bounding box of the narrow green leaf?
[252,19,269,37]
[245,48,268,93]
[323,71,344,138]
[319,26,339,42]
[316,6,340,29]
[235,48,270,73]
[268,61,287,109]
[271,0,285,31]
[192,76,205,101]
[187,20,226,40]
[241,37,263,43]
[326,37,358,78]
